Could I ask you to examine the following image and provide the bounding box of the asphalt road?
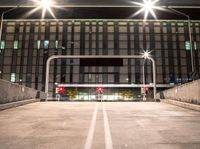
[0,102,200,149]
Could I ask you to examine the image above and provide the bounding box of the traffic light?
[144,87,150,93]
[57,86,65,94]
[96,86,104,94]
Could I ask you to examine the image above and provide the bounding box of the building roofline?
[0,5,200,8]
[3,19,200,22]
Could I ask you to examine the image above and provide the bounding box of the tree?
[121,90,133,100]
[66,88,79,100]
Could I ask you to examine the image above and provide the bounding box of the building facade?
[0,19,200,99]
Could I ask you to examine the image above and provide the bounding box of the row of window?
[5,26,192,34]
[5,20,198,26]
[0,40,57,50]
[0,40,196,50]
[7,72,192,85]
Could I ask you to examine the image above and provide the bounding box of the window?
[185,41,191,50]
[37,40,41,49]
[194,41,198,50]
[55,40,59,49]
[44,40,49,49]
[0,41,5,49]
[13,40,18,49]
[11,73,16,82]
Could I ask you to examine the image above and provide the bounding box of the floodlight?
[41,0,51,10]
[131,0,163,21]
[144,52,149,59]
[142,50,151,59]
[26,0,56,19]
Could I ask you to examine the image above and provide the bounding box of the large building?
[0,1,200,100]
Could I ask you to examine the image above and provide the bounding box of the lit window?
[11,73,16,82]
[185,41,190,50]
[44,40,49,49]
[55,40,59,49]
[37,40,41,49]
[13,40,18,49]
[0,41,5,49]
[194,41,198,50]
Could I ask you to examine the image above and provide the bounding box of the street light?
[131,0,164,21]
[142,50,153,100]
[143,50,151,59]
[0,1,55,79]
[142,58,146,100]
[29,0,56,19]
[168,8,194,73]
[133,0,195,76]
[0,7,19,79]
[0,0,55,44]
[0,6,19,46]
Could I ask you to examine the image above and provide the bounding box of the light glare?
[26,0,56,19]
[131,0,164,21]
[41,0,51,10]
[142,50,152,59]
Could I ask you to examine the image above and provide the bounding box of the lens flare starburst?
[141,49,152,59]
[26,0,57,19]
[131,0,164,21]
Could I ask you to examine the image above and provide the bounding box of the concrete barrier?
[156,79,200,105]
[162,99,200,112]
[0,99,40,111]
[0,79,46,104]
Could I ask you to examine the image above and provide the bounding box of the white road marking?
[84,103,99,149]
[103,103,113,149]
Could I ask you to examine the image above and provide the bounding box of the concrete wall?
[156,79,200,105]
[0,79,46,104]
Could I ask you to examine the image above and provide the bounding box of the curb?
[162,99,200,112]
[0,99,40,111]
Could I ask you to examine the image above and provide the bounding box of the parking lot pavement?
[0,102,200,149]
[106,102,200,149]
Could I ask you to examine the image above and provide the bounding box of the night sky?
[0,0,200,20]
[0,0,200,6]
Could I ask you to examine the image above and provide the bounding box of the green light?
[0,41,5,49]
[13,40,18,49]
[44,40,49,49]
[37,40,41,49]
[55,40,58,49]
[185,41,190,50]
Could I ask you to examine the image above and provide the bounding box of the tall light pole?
[0,0,55,45]
[142,50,156,101]
[142,58,146,100]
[132,0,195,75]
[168,7,194,73]
[0,7,19,44]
